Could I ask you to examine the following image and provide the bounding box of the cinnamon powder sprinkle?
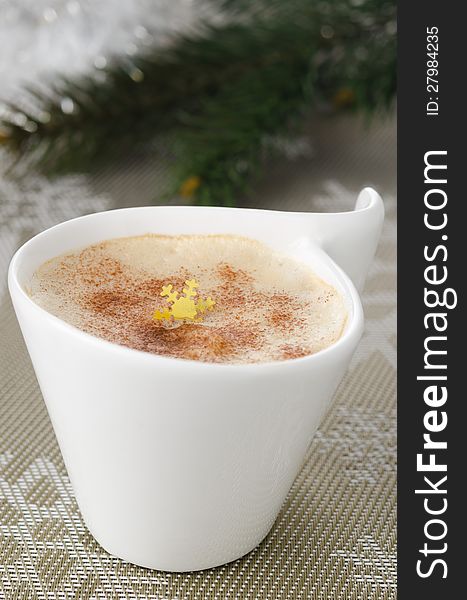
[29,234,347,364]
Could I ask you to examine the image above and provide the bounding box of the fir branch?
[0,0,396,205]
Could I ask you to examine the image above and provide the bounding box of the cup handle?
[313,187,385,291]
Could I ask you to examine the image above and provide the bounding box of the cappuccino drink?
[29,234,347,363]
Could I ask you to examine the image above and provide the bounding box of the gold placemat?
[0,131,396,599]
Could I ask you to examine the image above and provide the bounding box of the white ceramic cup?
[8,188,384,572]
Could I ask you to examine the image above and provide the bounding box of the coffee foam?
[29,234,348,363]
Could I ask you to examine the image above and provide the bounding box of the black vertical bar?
[398,1,463,596]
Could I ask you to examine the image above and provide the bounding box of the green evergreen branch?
[0,0,396,205]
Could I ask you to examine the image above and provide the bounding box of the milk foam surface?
[29,234,348,363]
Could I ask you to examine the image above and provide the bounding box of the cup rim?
[8,206,364,371]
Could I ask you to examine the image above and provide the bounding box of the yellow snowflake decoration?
[153,278,215,323]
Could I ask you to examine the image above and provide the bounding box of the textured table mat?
[0,115,396,599]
